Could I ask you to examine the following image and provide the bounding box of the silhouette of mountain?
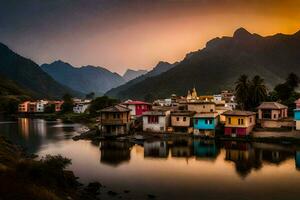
[123,69,148,82]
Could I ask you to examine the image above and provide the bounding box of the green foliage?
[89,96,119,115]
[85,92,95,99]
[61,93,74,113]
[44,103,56,113]
[235,75,268,110]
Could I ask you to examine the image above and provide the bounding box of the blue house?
[193,112,219,137]
[294,108,300,130]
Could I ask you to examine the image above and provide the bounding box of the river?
[0,118,300,200]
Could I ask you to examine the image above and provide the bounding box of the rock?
[108,191,118,196]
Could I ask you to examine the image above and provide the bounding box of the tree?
[85,92,95,100]
[61,94,74,113]
[89,96,119,115]
[235,75,250,110]
[249,75,268,108]
[286,73,299,89]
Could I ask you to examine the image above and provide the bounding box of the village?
[17,88,300,139]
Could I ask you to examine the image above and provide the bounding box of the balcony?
[101,119,128,125]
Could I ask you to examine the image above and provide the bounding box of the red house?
[123,100,152,118]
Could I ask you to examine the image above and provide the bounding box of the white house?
[36,100,48,112]
[73,103,90,113]
[142,110,171,132]
[213,94,222,102]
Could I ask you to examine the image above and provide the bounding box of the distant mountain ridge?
[41,60,126,95]
[106,28,300,100]
[105,61,178,98]
[0,43,80,99]
[123,69,148,82]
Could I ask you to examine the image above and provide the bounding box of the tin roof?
[193,112,219,118]
[143,110,168,116]
[223,110,256,116]
[257,102,287,110]
[123,100,151,105]
[100,104,131,112]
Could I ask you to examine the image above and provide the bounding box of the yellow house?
[223,110,256,137]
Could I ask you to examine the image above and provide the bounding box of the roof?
[223,110,256,116]
[257,102,288,110]
[193,112,219,118]
[171,111,195,116]
[123,100,151,105]
[100,104,131,113]
[143,110,168,116]
[185,101,216,105]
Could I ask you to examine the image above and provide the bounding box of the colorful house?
[99,104,131,135]
[257,102,289,128]
[18,101,30,113]
[193,112,219,137]
[223,110,256,137]
[294,99,300,130]
[123,100,152,119]
[142,110,170,132]
[73,102,90,113]
[170,111,195,133]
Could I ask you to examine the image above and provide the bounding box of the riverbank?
[0,136,101,200]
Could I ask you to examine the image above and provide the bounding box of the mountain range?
[105,61,178,98]
[41,61,125,95]
[0,43,80,99]
[105,28,300,100]
[123,69,148,82]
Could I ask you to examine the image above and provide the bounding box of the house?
[213,94,222,102]
[18,101,30,113]
[170,111,195,133]
[193,112,219,137]
[73,102,90,113]
[186,101,216,113]
[28,102,37,113]
[123,100,152,119]
[294,99,300,130]
[99,104,131,135]
[142,109,171,132]
[223,110,256,137]
[36,100,48,112]
[257,102,290,128]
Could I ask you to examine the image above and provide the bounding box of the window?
[183,117,186,121]
[148,116,159,124]
[273,114,276,119]
[176,117,179,121]
[238,119,240,125]
[205,119,212,124]
[228,117,231,124]
[241,119,244,125]
[210,109,213,112]
[250,117,252,123]
[195,119,198,124]
[203,105,205,108]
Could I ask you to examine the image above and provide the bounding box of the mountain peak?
[233,27,252,38]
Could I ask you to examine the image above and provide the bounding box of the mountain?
[123,69,147,82]
[0,43,80,99]
[41,61,126,95]
[106,28,300,100]
[105,61,178,98]
[0,75,30,97]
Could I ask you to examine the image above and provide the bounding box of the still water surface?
[1,118,300,200]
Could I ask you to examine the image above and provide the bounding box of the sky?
[0,0,300,75]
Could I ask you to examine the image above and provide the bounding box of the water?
[1,118,300,200]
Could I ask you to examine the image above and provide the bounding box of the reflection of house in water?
[296,151,300,170]
[171,137,194,158]
[100,141,133,166]
[252,143,294,165]
[193,139,219,161]
[224,141,261,178]
[144,141,169,158]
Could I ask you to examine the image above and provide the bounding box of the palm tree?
[250,75,268,108]
[235,74,250,110]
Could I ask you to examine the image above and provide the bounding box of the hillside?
[106,28,300,100]
[41,60,125,95]
[123,69,148,82]
[105,61,178,98]
[0,43,80,99]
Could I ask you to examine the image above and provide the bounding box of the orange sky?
[1,0,300,74]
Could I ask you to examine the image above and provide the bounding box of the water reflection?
[100,141,133,166]
[144,141,169,158]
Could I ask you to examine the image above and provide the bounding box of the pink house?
[123,100,152,118]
